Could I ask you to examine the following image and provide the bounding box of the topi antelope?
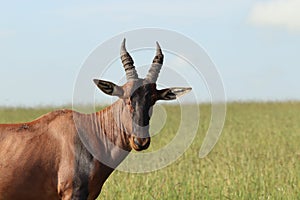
[0,39,191,200]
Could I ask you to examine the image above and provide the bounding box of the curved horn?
[145,42,164,83]
[120,38,138,80]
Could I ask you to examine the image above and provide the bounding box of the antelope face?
[127,81,155,151]
[94,39,192,151]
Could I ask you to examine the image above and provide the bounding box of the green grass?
[0,102,299,199]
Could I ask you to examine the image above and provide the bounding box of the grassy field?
[0,102,299,199]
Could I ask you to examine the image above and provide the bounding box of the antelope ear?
[93,79,124,97]
[158,87,192,100]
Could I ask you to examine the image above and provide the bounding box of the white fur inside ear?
[170,87,192,98]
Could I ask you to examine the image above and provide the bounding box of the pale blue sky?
[0,0,299,106]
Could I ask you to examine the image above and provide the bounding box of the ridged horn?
[120,38,138,80]
[145,42,164,83]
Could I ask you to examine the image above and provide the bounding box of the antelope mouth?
[131,137,151,151]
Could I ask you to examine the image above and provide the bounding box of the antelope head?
[94,39,191,151]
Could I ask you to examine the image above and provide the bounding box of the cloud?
[249,0,300,32]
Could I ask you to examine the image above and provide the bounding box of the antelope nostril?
[134,137,150,150]
[134,138,141,147]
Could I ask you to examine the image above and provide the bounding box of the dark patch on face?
[130,83,156,129]
[71,132,94,199]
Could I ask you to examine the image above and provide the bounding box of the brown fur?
[0,99,132,199]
